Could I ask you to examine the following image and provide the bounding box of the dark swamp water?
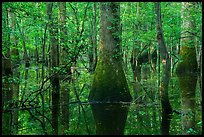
[12,63,202,135]
[67,73,202,135]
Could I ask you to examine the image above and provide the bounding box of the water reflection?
[178,74,197,135]
[161,108,172,135]
[90,102,130,135]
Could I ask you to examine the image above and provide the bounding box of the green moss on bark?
[176,46,198,76]
[89,55,132,102]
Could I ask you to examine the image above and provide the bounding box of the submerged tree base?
[91,103,129,135]
[177,74,197,135]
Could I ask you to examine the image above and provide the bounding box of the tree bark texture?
[47,2,60,135]
[58,2,70,134]
[156,2,172,135]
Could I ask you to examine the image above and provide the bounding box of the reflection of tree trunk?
[179,75,196,135]
[161,106,172,135]
[131,51,141,99]
[2,56,13,135]
[91,104,129,135]
[131,49,141,99]
[152,106,158,133]
[12,68,20,135]
[134,65,141,98]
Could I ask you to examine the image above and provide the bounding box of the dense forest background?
[2,2,202,135]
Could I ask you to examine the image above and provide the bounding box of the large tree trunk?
[89,2,132,135]
[47,3,60,135]
[176,2,198,135]
[89,2,132,104]
[155,2,172,135]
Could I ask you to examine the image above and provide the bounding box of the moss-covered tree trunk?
[155,2,172,135]
[176,2,198,135]
[89,2,132,135]
[89,2,132,104]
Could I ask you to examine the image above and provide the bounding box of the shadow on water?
[90,102,130,135]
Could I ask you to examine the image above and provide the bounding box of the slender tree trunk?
[35,36,39,84]
[47,3,60,135]
[90,2,98,73]
[40,21,48,135]
[200,24,202,109]
[35,36,39,63]
[155,2,172,135]
[58,2,70,135]
[2,8,13,135]
[9,10,20,135]
[16,19,30,68]
[88,22,94,73]
[42,20,48,83]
